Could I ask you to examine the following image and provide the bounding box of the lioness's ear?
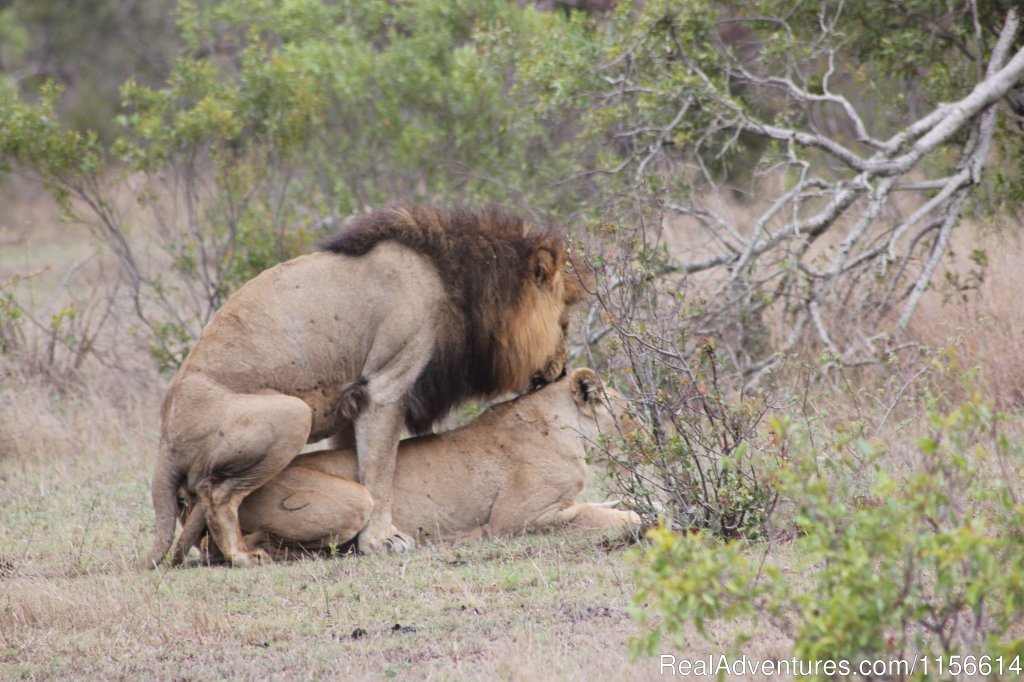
[562,269,587,305]
[563,250,593,305]
[570,368,600,406]
[530,243,559,289]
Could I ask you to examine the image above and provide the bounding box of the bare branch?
[895,189,968,335]
[731,62,883,149]
[600,6,1024,376]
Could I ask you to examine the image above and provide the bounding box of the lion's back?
[178,245,445,393]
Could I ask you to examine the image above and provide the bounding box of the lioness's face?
[568,368,638,439]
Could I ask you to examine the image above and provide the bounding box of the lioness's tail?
[141,443,182,570]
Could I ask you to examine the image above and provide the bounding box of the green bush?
[596,341,784,540]
[631,391,1024,677]
[159,0,586,213]
[2,0,598,372]
[580,213,785,540]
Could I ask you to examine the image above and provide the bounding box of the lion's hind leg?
[238,464,374,551]
[194,392,313,567]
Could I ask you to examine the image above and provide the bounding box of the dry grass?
[908,214,1024,408]
[1,533,650,680]
[1,359,671,679]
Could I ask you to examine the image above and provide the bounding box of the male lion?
[144,205,583,567]
[171,368,639,562]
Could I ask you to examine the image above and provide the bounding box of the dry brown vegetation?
[908,221,1024,409]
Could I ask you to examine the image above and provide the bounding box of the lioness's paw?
[229,547,273,567]
[358,526,416,554]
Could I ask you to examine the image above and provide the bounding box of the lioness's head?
[566,367,639,438]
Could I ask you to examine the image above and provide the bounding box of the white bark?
[648,8,1024,372]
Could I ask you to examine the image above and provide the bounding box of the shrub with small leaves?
[583,213,785,541]
[630,390,1024,677]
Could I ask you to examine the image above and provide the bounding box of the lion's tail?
[141,442,181,570]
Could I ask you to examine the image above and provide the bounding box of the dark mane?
[318,204,566,434]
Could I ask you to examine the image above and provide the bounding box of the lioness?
[172,368,638,561]
[145,205,583,567]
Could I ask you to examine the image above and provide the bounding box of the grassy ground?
[3,530,650,680]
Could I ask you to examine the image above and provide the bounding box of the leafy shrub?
[631,390,1024,677]
[3,0,596,372]
[596,341,784,540]
[581,211,785,540]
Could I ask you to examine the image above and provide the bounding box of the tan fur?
[144,213,577,568]
[172,369,638,558]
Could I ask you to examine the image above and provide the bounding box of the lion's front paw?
[358,525,416,554]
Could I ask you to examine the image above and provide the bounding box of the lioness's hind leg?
[239,465,373,547]
[544,503,640,530]
[197,393,312,567]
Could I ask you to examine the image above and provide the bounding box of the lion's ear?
[530,243,559,289]
[570,368,600,406]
